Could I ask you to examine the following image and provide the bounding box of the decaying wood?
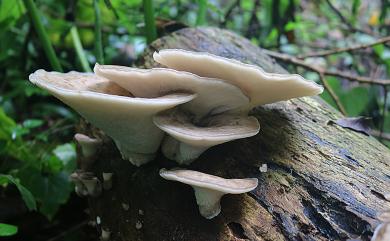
[83,27,390,241]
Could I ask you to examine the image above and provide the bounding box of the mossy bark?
[84,27,390,241]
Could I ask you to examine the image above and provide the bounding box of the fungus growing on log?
[29,70,196,166]
[154,110,260,164]
[153,49,323,111]
[94,64,249,120]
[159,168,258,219]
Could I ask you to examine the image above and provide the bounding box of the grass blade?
[94,0,104,64]
[70,26,92,72]
[196,0,207,26]
[22,0,63,72]
[143,0,157,44]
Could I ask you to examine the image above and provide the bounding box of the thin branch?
[262,49,390,86]
[324,0,374,35]
[380,86,389,139]
[325,0,353,30]
[319,72,347,115]
[371,129,390,142]
[221,0,240,27]
[298,36,390,59]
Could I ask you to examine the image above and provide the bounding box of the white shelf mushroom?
[153,49,324,111]
[29,70,195,166]
[159,168,258,219]
[154,110,260,164]
[94,64,249,121]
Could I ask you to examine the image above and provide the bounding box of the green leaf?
[53,143,76,171]
[341,87,370,116]
[22,119,44,129]
[0,223,18,237]
[18,169,72,220]
[0,174,37,211]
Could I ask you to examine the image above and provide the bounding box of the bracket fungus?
[153,49,324,111]
[154,110,260,164]
[94,64,248,120]
[29,70,195,166]
[160,168,258,219]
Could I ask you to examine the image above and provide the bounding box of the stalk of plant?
[22,0,63,72]
[196,0,207,26]
[143,0,157,44]
[70,26,92,72]
[93,0,104,64]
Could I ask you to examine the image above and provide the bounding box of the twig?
[262,49,347,114]
[380,86,389,139]
[371,130,390,142]
[262,49,390,86]
[298,36,390,59]
[319,72,347,115]
[324,0,374,35]
[325,0,353,31]
[221,0,240,27]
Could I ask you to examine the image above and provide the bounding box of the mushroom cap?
[153,110,260,147]
[29,70,196,165]
[94,64,249,119]
[74,133,101,144]
[153,49,324,109]
[159,168,258,194]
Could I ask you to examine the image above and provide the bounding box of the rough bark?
[83,27,390,241]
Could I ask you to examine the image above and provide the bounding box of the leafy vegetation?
[0,0,389,239]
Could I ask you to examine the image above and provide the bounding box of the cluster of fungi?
[29,49,323,219]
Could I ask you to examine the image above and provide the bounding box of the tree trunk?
[84,27,390,241]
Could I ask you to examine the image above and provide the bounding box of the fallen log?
[83,27,390,241]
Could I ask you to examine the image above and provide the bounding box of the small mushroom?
[101,228,111,241]
[102,172,113,190]
[79,172,102,197]
[74,133,102,158]
[94,64,248,120]
[69,170,102,197]
[153,49,324,111]
[159,168,258,219]
[29,70,195,166]
[70,171,88,197]
[154,110,260,164]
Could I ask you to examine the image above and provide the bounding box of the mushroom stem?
[161,136,208,165]
[193,187,224,219]
[74,133,102,158]
[114,142,156,167]
[102,172,113,190]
